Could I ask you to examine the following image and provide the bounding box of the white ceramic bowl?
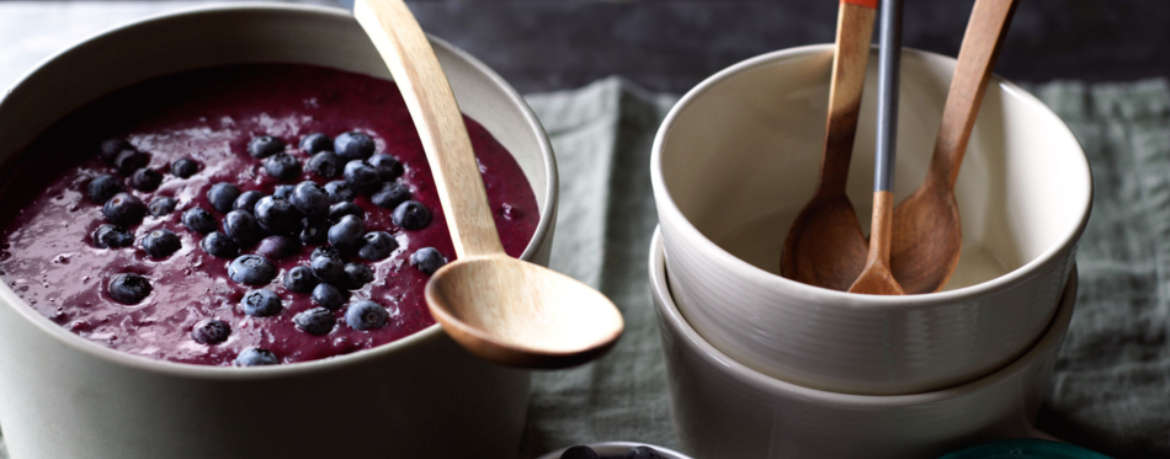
[651,44,1091,395]
[0,5,557,459]
[650,229,1075,459]
[538,442,692,459]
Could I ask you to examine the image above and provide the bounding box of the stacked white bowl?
[649,45,1092,458]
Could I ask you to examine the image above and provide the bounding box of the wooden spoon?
[781,0,876,291]
[889,0,1019,293]
[849,0,905,295]
[352,0,624,368]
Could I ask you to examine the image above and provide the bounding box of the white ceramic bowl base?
[650,229,1076,459]
[0,5,557,459]
[651,45,1092,395]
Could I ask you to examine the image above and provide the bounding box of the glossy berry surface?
[342,262,374,290]
[329,201,363,221]
[283,266,318,293]
[273,184,295,201]
[113,150,150,176]
[291,181,329,217]
[311,246,342,263]
[371,181,411,209]
[108,273,152,304]
[343,160,381,195]
[300,217,330,245]
[560,446,599,459]
[248,135,285,158]
[207,182,240,214]
[93,224,134,248]
[254,196,303,236]
[200,232,240,259]
[233,190,265,214]
[300,133,332,154]
[307,151,344,178]
[235,348,278,366]
[324,180,356,203]
[182,207,217,234]
[141,229,181,259]
[87,174,124,203]
[392,200,432,230]
[224,210,263,247]
[102,192,147,226]
[256,235,301,260]
[129,168,162,192]
[310,283,346,310]
[346,300,388,331]
[294,307,336,335]
[410,247,447,275]
[148,196,177,216]
[310,255,345,284]
[328,214,365,251]
[241,288,282,317]
[170,157,199,178]
[192,319,231,345]
[228,254,277,285]
[358,231,398,261]
[334,131,375,160]
[368,153,404,181]
[263,152,302,181]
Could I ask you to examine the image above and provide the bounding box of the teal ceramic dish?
[940,439,1112,459]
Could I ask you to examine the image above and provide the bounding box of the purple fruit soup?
[0,64,539,366]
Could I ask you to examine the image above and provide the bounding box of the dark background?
[403,0,1167,93]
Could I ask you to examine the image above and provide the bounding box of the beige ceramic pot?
[0,4,557,459]
[650,229,1075,459]
[651,45,1092,395]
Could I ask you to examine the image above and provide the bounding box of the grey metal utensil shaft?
[875,0,903,192]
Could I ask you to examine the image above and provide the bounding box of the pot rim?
[0,2,558,379]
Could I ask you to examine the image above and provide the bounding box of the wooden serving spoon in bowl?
[352,0,624,368]
[781,0,877,291]
[889,0,1019,293]
[849,0,905,295]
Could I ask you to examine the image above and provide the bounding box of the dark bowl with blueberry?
[0,5,556,459]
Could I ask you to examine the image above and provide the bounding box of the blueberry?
[241,288,282,317]
[328,215,364,251]
[254,196,303,236]
[200,231,240,259]
[343,160,381,195]
[263,153,302,182]
[235,348,278,366]
[228,254,278,285]
[102,192,147,226]
[324,180,356,203]
[368,153,404,181]
[108,273,151,304]
[283,265,318,293]
[207,182,240,214]
[170,157,199,178]
[192,319,231,345]
[392,200,432,230]
[233,190,266,214]
[300,217,331,245]
[291,181,329,217]
[300,133,333,154]
[294,307,336,335]
[560,445,599,459]
[334,131,375,160]
[87,174,125,203]
[182,207,218,234]
[342,263,374,290]
[93,224,134,248]
[256,235,301,260]
[224,210,264,247]
[310,255,345,284]
[129,168,162,192]
[141,229,181,259]
[358,231,398,261]
[273,184,295,201]
[307,151,344,179]
[410,247,447,275]
[311,246,342,263]
[310,284,346,310]
[623,446,664,459]
[113,150,150,176]
[371,181,411,209]
[148,196,177,216]
[328,202,363,222]
[99,138,131,165]
[248,135,285,158]
[346,300,388,331]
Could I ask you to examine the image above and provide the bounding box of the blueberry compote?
[0,64,538,366]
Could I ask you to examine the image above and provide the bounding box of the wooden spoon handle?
[354,0,505,258]
[925,0,1019,191]
[814,0,877,196]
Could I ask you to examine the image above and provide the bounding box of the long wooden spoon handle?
[926,0,1019,191]
[353,0,505,258]
[814,0,877,196]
